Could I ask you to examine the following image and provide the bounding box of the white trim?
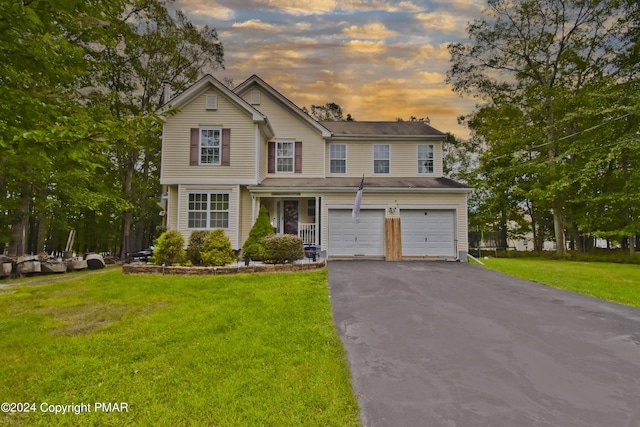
[199,126,222,165]
[275,138,295,173]
[329,143,347,174]
[372,144,391,175]
[162,179,258,185]
[166,186,171,229]
[251,195,256,225]
[315,196,320,246]
[417,144,435,175]
[185,189,231,230]
[177,184,182,231]
[236,184,241,248]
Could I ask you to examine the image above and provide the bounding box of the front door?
[283,200,298,235]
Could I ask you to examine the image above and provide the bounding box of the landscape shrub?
[263,234,304,264]
[201,229,236,266]
[151,230,186,266]
[242,205,274,261]
[186,230,211,265]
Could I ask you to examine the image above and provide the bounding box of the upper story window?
[187,192,229,229]
[418,144,434,174]
[373,144,390,174]
[330,144,346,174]
[276,139,294,172]
[200,127,221,165]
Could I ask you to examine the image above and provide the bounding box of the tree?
[396,116,430,124]
[303,103,354,121]
[0,0,224,257]
[242,205,274,260]
[91,0,224,259]
[448,0,633,254]
[0,0,126,256]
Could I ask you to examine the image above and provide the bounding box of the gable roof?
[159,74,274,138]
[321,121,446,138]
[233,75,332,137]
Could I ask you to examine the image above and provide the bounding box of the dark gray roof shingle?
[320,121,445,136]
[250,177,470,190]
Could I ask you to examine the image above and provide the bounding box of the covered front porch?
[250,195,321,247]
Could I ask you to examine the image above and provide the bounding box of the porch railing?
[298,223,316,246]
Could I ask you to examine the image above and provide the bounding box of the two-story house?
[160,74,472,261]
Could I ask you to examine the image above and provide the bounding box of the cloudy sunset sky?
[168,0,486,138]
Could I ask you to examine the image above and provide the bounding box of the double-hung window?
[187,192,229,229]
[373,144,390,174]
[330,144,346,174]
[417,144,434,174]
[276,139,294,172]
[200,127,221,165]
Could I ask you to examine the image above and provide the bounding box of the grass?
[0,269,360,426]
[478,257,640,309]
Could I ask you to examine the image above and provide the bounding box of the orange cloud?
[344,40,388,54]
[232,19,277,30]
[343,22,397,39]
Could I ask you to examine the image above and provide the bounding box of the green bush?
[186,230,211,265]
[264,234,304,264]
[201,229,236,266]
[151,230,186,266]
[242,205,274,261]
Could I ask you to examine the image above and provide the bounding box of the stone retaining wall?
[122,260,326,276]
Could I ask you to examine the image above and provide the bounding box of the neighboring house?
[159,74,472,261]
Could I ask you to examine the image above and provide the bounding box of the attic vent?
[205,94,218,110]
[250,90,261,105]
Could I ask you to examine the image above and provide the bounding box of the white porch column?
[251,194,256,224]
[315,196,319,246]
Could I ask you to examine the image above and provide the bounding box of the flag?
[352,175,364,218]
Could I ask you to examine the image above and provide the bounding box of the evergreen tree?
[242,206,274,261]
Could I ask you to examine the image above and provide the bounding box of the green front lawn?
[479,258,640,308]
[0,270,360,426]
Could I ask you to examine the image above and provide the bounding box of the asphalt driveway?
[328,260,640,427]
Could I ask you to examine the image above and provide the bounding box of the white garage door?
[328,209,385,257]
[401,210,456,257]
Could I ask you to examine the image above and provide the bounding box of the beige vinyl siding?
[167,185,179,231]
[325,140,444,178]
[239,186,255,247]
[175,184,240,249]
[162,89,258,183]
[239,87,325,178]
[321,191,467,255]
